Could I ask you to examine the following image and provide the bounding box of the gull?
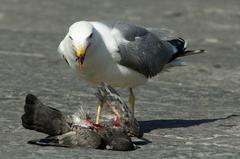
[58,20,204,124]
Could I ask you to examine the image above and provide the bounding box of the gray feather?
[99,21,203,78]
[110,22,176,78]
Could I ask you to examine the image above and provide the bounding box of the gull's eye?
[69,36,73,40]
[89,33,93,38]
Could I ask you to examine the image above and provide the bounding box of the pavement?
[0,0,240,158]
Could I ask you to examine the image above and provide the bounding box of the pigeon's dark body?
[21,83,142,151]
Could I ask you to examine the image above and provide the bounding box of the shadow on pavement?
[139,114,239,133]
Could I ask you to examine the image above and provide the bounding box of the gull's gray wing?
[111,22,177,78]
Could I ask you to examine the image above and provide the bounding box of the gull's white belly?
[77,61,147,88]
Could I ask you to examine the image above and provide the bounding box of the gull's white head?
[69,21,94,68]
[64,21,94,69]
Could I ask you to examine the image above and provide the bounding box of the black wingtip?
[168,38,186,53]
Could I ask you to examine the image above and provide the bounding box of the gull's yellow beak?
[76,47,86,58]
[76,47,86,69]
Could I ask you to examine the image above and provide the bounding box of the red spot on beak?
[76,56,85,69]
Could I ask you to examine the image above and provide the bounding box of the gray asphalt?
[0,0,240,158]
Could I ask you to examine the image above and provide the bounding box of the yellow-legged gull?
[58,20,204,124]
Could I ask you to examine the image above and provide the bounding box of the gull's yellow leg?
[128,88,135,114]
[95,100,103,124]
